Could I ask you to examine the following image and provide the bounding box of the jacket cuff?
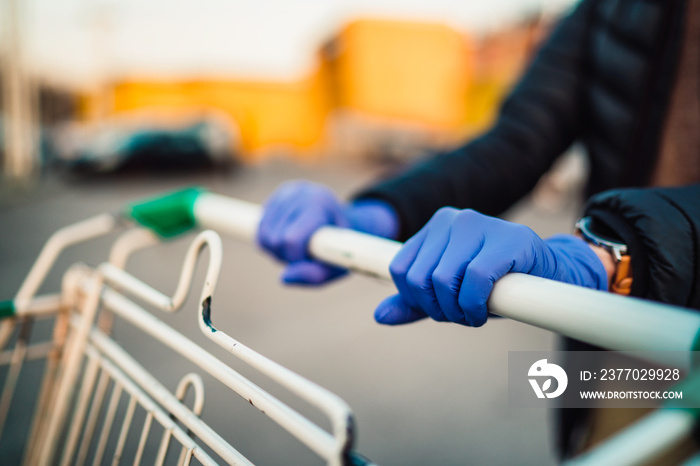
[583,187,698,308]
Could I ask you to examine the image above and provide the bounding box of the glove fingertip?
[374,295,427,325]
[470,308,489,327]
[281,262,346,286]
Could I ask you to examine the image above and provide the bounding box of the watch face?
[578,217,626,248]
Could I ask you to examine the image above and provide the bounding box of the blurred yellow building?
[83,16,548,162]
[326,19,473,129]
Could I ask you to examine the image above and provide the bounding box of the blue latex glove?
[375,208,608,327]
[257,181,399,285]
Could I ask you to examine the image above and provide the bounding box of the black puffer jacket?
[585,184,700,309]
[357,0,699,456]
[358,0,697,309]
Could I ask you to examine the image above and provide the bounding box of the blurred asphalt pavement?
[0,158,582,465]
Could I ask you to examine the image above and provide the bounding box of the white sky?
[5,0,577,88]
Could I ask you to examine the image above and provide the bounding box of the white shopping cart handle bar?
[124,188,700,370]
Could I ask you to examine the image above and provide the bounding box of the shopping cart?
[0,187,698,465]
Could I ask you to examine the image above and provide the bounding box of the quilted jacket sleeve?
[355,1,595,240]
[583,184,700,310]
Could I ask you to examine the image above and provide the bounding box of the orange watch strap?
[611,255,633,295]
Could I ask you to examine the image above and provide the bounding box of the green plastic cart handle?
[665,370,700,416]
[0,300,15,319]
[126,187,206,238]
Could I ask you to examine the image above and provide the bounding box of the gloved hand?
[375,208,608,327]
[257,180,399,285]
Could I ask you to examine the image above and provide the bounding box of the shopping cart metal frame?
[0,212,363,465]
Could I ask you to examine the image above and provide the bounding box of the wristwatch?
[575,216,633,295]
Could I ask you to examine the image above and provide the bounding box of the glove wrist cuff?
[345,200,400,239]
[545,234,610,291]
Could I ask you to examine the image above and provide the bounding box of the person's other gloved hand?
[375,208,608,327]
[257,180,399,285]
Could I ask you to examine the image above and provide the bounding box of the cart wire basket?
[0,207,368,465]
